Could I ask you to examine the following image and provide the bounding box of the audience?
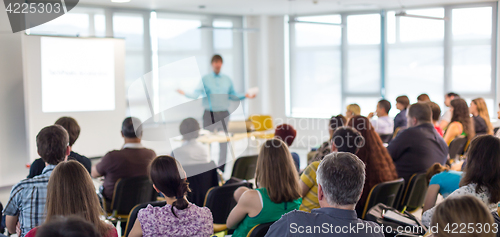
[92,117,157,203]
[497,103,500,138]
[299,127,363,212]
[422,163,463,213]
[25,161,117,237]
[347,116,398,217]
[172,118,210,166]
[440,92,460,130]
[265,152,384,237]
[367,99,394,135]
[226,139,301,237]
[394,95,410,132]
[443,98,475,145]
[28,117,91,178]
[4,125,69,237]
[428,101,444,136]
[422,135,500,226]
[417,93,431,102]
[431,195,495,237]
[470,98,493,135]
[309,115,346,164]
[34,216,101,237]
[346,104,361,120]
[387,103,448,184]
[275,124,300,172]
[129,156,213,237]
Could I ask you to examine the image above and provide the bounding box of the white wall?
[0,8,32,186]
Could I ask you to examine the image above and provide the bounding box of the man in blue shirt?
[177,55,255,170]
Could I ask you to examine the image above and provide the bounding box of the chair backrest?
[247,222,275,237]
[184,161,219,207]
[399,173,428,212]
[204,182,253,224]
[449,136,468,160]
[231,155,258,180]
[123,201,166,237]
[361,178,405,219]
[249,115,273,131]
[111,176,157,215]
[379,134,393,143]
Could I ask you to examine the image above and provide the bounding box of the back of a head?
[447,92,460,98]
[329,115,347,131]
[425,163,447,184]
[427,102,441,122]
[396,95,410,109]
[316,152,366,206]
[55,117,80,147]
[417,94,431,102]
[461,135,500,204]
[256,139,300,203]
[408,102,432,124]
[37,125,69,165]
[122,117,143,138]
[35,216,100,237]
[331,127,364,154]
[179,117,200,140]
[378,99,391,114]
[450,98,474,138]
[431,195,494,237]
[346,104,361,116]
[149,156,190,216]
[274,124,297,147]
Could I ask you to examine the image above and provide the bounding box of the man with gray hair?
[265,152,384,237]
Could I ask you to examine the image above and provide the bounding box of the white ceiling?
[80,0,497,15]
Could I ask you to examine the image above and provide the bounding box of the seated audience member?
[431,195,495,237]
[417,93,431,102]
[309,115,346,164]
[470,98,493,135]
[3,125,70,237]
[394,95,410,132]
[275,124,300,172]
[172,118,210,165]
[300,127,363,212]
[387,103,448,184]
[367,99,394,135]
[92,117,157,202]
[265,152,384,237]
[439,92,460,130]
[346,104,361,120]
[422,163,463,213]
[34,216,101,237]
[226,139,301,237]
[428,102,444,136]
[129,156,213,237]
[422,135,500,226]
[28,117,91,178]
[348,116,398,217]
[443,98,475,145]
[496,103,500,138]
[25,161,117,237]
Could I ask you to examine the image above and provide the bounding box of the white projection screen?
[22,35,126,161]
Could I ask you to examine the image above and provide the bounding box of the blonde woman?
[346,104,361,120]
[470,98,493,135]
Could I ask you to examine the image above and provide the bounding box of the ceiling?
[79,0,497,15]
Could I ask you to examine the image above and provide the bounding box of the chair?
[249,115,273,132]
[103,176,157,223]
[361,178,405,219]
[231,155,258,180]
[123,201,166,237]
[247,222,275,237]
[449,136,468,160]
[398,173,428,212]
[204,182,253,224]
[379,134,393,143]
[184,161,219,207]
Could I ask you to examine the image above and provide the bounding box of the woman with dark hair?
[394,95,410,131]
[308,115,347,164]
[422,135,500,226]
[422,163,462,212]
[347,116,399,217]
[129,156,213,237]
[443,98,475,144]
[34,216,101,237]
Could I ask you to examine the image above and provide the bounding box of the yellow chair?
[248,115,273,131]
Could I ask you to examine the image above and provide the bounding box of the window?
[28,7,104,37]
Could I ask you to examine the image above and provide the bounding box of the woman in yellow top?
[443,98,475,145]
[299,127,363,212]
